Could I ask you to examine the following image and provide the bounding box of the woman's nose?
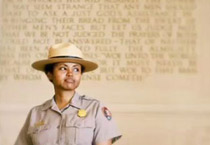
[66,69,73,76]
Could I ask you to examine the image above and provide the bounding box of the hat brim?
[32,58,98,73]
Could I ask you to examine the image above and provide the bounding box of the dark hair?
[44,63,85,74]
[81,65,85,73]
[44,63,55,74]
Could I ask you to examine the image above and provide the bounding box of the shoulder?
[80,94,112,115]
[80,95,99,102]
[23,99,52,125]
[79,95,101,107]
[30,99,52,113]
[78,94,107,111]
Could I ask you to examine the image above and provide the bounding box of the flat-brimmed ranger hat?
[32,43,98,72]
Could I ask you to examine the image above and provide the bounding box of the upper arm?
[93,102,122,144]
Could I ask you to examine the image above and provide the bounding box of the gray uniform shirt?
[15,93,121,145]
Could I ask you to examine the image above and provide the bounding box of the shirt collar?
[70,92,83,109]
[41,92,83,111]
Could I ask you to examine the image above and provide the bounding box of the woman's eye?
[59,67,67,71]
[73,68,80,72]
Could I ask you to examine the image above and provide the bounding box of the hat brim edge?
[32,58,98,73]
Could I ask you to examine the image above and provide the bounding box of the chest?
[28,108,95,145]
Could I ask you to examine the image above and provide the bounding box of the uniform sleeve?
[93,102,122,144]
[14,110,33,145]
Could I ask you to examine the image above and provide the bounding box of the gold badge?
[78,109,87,117]
[35,121,45,127]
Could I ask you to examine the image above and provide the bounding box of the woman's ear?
[46,72,53,82]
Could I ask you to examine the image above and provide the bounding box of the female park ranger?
[15,43,122,145]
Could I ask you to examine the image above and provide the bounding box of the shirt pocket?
[65,121,77,144]
[27,124,54,145]
[66,119,95,145]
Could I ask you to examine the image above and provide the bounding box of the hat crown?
[48,43,83,59]
[32,43,98,72]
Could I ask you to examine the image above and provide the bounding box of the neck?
[54,89,75,110]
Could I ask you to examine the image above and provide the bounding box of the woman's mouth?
[65,78,74,83]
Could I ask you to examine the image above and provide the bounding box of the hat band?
[50,56,82,59]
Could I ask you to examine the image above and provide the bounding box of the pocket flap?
[66,120,94,128]
[27,124,50,134]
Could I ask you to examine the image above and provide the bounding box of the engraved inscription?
[0,0,197,81]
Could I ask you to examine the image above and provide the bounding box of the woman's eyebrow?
[72,64,81,67]
[56,63,81,68]
[55,63,68,68]
[58,64,67,67]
